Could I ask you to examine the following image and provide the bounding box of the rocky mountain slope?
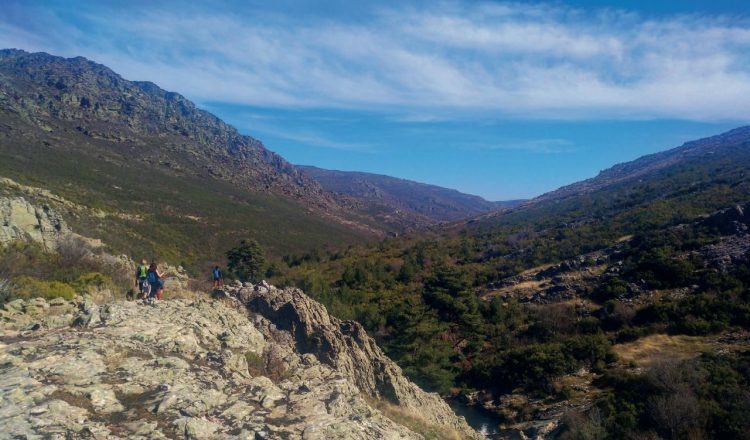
[0,49,383,264]
[1,283,480,439]
[462,125,750,240]
[486,201,750,305]
[0,49,329,205]
[534,125,750,203]
[298,165,519,227]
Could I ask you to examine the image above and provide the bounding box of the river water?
[449,400,504,438]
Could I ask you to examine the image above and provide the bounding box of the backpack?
[147,271,158,283]
[213,268,221,278]
[138,265,148,279]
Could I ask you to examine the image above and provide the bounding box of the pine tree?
[226,239,266,282]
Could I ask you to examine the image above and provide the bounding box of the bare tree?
[647,360,706,440]
[560,408,606,440]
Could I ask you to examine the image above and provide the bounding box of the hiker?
[135,259,150,299]
[147,262,165,302]
[212,266,223,288]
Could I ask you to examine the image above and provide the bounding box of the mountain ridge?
[297,164,521,226]
[535,125,750,203]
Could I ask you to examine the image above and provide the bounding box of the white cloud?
[2,1,750,121]
[245,123,377,152]
[464,138,576,154]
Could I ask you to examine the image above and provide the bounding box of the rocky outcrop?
[229,283,480,438]
[700,202,750,235]
[0,196,70,250]
[699,202,750,272]
[0,289,480,439]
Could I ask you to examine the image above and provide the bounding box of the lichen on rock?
[0,289,481,439]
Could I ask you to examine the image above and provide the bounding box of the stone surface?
[0,196,70,250]
[0,293,480,439]
[232,284,481,439]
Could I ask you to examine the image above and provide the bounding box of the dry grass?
[519,263,555,277]
[548,264,608,285]
[616,235,634,243]
[367,398,464,440]
[515,280,544,290]
[613,334,713,368]
[482,280,546,300]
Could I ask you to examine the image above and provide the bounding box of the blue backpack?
[147,271,158,283]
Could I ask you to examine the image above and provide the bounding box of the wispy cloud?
[464,138,576,154]
[2,1,750,121]
[247,123,376,152]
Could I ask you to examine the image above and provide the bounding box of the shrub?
[0,277,12,303]
[577,317,601,334]
[591,278,628,303]
[56,236,92,267]
[70,272,115,294]
[244,351,265,376]
[11,275,77,301]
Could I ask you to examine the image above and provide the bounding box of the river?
[449,400,505,438]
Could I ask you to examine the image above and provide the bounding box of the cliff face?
[0,284,480,439]
[232,283,479,437]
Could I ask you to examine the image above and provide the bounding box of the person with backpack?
[212,266,223,288]
[147,262,165,302]
[135,259,150,299]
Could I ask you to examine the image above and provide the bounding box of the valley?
[1,48,750,440]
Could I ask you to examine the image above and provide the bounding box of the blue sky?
[2,1,749,200]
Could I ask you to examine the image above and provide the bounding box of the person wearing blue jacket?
[147,263,165,302]
[212,266,223,288]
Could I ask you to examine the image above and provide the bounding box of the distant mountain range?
[297,165,522,224]
[4,48,749,270]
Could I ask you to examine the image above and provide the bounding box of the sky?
[2,0,750,200]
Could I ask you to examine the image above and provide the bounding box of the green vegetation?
[11,276,77,301]
[269,211,750,399]
[227,239,267,282]
[561,352,750,440]
[263,138,750,435]
[3,56,750,436]
[0,118,371,274]
[0,240,124,303]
